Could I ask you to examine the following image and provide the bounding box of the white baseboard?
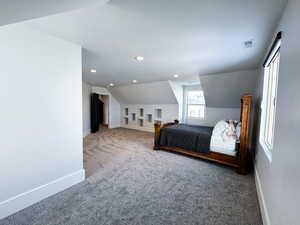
[109,122,121,129]
[254,166,271,225]
[121,125,154,133]
[0,169,85,220]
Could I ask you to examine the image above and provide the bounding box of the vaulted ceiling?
[200,69,259,108]
[110,81,178,104]
[19,0,287,87]
[0,0,108,26]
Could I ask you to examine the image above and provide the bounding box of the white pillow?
[222,120,237,141]
[212,120,228,136]
[211,120,237,154]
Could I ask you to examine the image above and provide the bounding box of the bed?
[153,94,252,175]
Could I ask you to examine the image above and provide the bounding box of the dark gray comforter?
[159,124,214,154]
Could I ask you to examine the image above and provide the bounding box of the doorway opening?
[91,93,110,133]
[99,94,109,129]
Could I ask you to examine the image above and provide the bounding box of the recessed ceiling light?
[109,83,114,87]
[132,80,137,83]
[135,56,144,61]
[90,69,96,73]
[173,74,179,78]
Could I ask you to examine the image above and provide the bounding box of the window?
[186,90,205,119]
[260,32,281,161]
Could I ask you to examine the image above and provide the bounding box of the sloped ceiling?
[200,70,259,108]
[22,0,287,86]
[109,81,177,104]
[0,0,109,27]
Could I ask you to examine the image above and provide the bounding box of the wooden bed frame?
[154,94,252,175]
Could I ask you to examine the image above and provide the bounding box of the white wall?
[182,84,240,127]
[200,69,259,108]
[0,24,84,219]
[110,81,178,104]
[110,81,181,132]
[187,107,240,127]
[92,86,120,128]
[121,104,179,132]
[253,1,299,225]
[169,81,184,121]
[82,82,92,137]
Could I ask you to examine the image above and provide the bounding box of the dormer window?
[186,90,205,119]
[183,86,206,122]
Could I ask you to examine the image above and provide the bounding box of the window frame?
[183,87,206,121]
[186,103,206,119]
[259,33,281,162]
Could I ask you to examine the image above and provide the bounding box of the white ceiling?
[0,0,109,26]
[20,0,286,86]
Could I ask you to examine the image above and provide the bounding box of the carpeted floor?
[0,127,262,225]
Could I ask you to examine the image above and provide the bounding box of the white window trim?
[259,40,281,162]
[186,103,206,119]
[183,87,206,122]
[259,98,273,162]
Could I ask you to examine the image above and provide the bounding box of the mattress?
[210,138,237,156]
[210,145,236,156]
[159,122,238,157]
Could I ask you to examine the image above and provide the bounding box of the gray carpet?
[0,127,262,225]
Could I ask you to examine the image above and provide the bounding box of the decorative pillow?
[212,120,229,136]
[222,120,237,141]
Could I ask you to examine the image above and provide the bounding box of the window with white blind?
[185,90,205,119]
[260,32,281,161]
